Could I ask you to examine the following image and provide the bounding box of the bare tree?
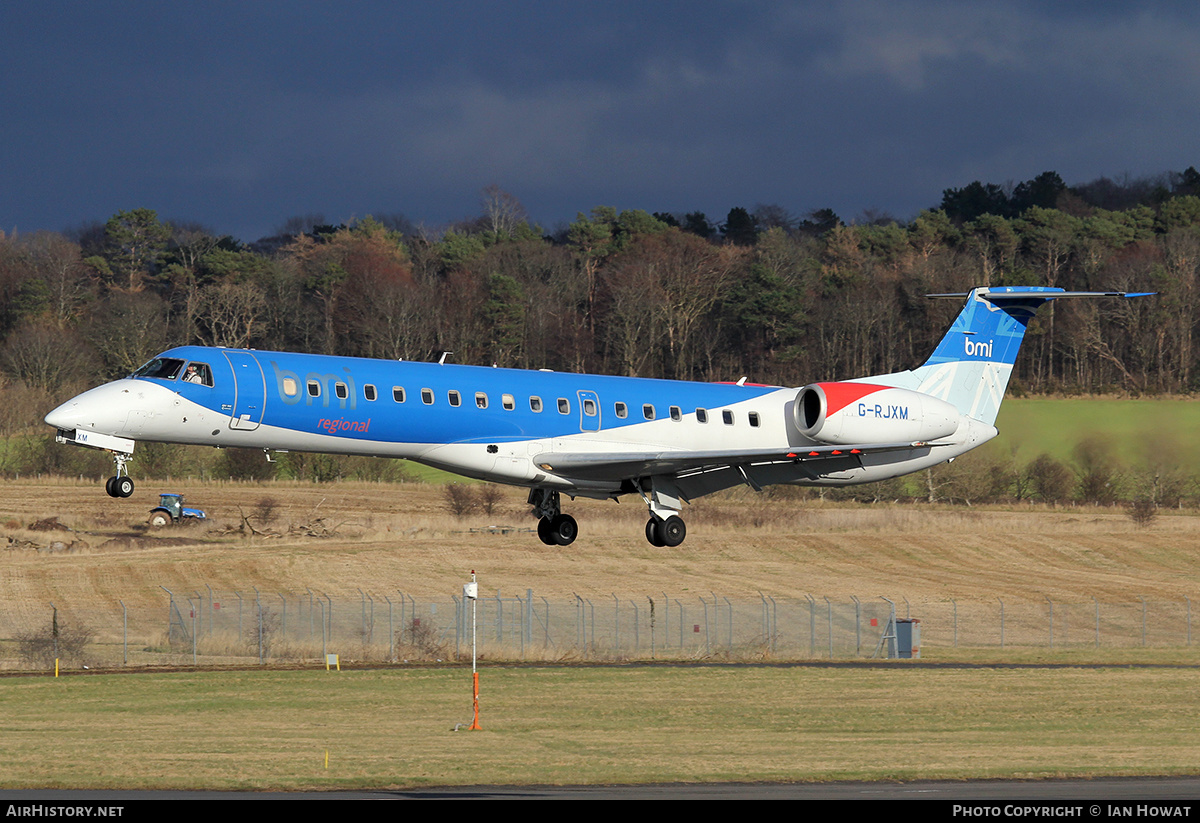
[481,184,529,238]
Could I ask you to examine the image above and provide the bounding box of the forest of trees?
[2,168,1199,499]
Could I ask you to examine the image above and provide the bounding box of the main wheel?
[536,517,557,546]
[550,514,578,546]
[645,518,665,547]
[660,515,686,547]
[114,476,135,498]
[105,476,119,498]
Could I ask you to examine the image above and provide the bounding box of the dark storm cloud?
[2,2,1198,241]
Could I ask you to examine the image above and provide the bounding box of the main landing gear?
[529,489,577,546]
[645,515,686,548]
[104,453,134,499]
[529,485,690,548]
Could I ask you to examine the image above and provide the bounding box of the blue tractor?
[148,493,207,528]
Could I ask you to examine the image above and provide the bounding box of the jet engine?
[794,382,962,445]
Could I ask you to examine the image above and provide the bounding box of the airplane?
[44,286,1147,547]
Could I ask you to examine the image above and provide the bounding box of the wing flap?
[531,441,939,482]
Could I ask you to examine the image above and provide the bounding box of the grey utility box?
[894,618,921,659]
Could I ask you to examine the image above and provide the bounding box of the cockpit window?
[133,358,185,380]
[182,362,213,387]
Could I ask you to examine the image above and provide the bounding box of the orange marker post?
[465,571,481,730]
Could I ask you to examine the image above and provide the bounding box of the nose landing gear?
[104,453,135,498]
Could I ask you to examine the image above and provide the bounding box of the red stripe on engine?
[818,382,890,415]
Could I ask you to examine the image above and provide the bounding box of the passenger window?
[364,384,377,401]
[421,388,434,405]
[393,387,406,403]
[530,396,543,412]
[307,380,321,398]
[722,410,734,425]
[335,382,348,400]
[449,390,461,407]
[557,398,570,414]
[583,398,596,416]
[615,402,628,419]
[475,392,488,409]
[670,406,682,421]
[283,377,299,397]
[696,408,708,423]
[748,412,760,427]
[643,404,655,420]
[502,394,515,410]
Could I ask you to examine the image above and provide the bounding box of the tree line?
[3,168,1200,441]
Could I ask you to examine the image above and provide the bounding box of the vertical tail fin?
[858,287,1150,426]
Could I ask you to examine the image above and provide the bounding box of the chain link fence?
[1,590,1195,670]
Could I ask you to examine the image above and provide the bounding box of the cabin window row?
[298,381,759,427]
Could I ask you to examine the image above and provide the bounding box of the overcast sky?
[3,1,1198,242]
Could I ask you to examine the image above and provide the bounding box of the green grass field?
[989,396,1200,465]
[2,664,1199,790]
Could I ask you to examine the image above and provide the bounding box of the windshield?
[132,357,185,380]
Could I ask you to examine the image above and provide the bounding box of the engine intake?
[794,382,962,445]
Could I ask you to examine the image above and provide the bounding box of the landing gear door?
[222,351,266,430]
[577,390,601,432]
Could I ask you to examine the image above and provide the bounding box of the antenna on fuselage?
[438,351,453,365]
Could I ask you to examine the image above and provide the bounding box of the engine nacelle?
[794,382,962,445]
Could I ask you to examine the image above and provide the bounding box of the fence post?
[385,596,394,661]
[661,591,670,651]
[1046,596,1053,649]
[998,598,1005,648]
[720,597,729,652]
[120,600,127,666]
[632,600,639,656]
[1140,597,1147,647]
[952,598,958,648]
[319,598,326,659]
[824,597,833,659]
[768,595,777,656]
[649,598,656,659]
[851,595,861,655]
[307,588,315,641]
[612,594,620,654]
[805,594,816,657]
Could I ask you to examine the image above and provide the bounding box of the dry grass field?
[3,476,1199,609]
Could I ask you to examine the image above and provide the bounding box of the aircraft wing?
[532,441,938,485]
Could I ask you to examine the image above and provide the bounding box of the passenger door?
[223,351,266,430]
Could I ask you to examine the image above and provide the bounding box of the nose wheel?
[104,453,135,498]
[105,475,135,498]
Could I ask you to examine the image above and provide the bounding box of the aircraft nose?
[44,401,77,430]
[43,381,139,435]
